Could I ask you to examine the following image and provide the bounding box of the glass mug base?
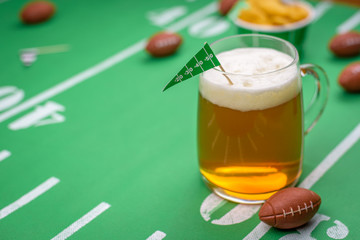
[201,174,300,204]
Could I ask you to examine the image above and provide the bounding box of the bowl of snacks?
[231,0,315,55]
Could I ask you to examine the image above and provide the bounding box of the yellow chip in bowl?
[238,0,309,26]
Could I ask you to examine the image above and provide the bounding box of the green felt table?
[1,0,360,239]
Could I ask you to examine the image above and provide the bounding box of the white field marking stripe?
[0,40,145,124]
[313,1,333,22]
[243,222,271,240]
[243,123,360,240]
[299,123,360,189]
[0,150,11,162]
[194,56,204,71]
[146,231,167,240]
[0,177,59,219]
[337,10,360,34]
[211,204,260,225]
[166,2,217,32]
[0,2,217,124]
[51,202,111,240]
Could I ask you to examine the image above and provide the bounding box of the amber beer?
[197,46,304,203]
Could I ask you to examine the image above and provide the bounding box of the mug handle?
[300,64,330,135]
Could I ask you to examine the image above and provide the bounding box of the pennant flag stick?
[162,42,233,92]
[219,65,233,86]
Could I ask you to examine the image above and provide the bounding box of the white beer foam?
[199,48,300,111]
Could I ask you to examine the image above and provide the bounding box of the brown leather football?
[338,62,360,93]
[329,32,360,57]
[259,187,321,229]
[145,32,182,57]
[218,0,238,16]
[20,1,56,24]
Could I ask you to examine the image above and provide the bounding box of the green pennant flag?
[162,43,221,91]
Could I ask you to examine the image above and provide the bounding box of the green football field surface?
[1,0,360,239]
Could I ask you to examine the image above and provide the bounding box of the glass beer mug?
[197,34,329,204]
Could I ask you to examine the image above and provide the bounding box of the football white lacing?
[290,207,294,216]
[155,37,179,48]
[281,201,316,218]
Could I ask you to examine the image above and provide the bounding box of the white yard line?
[0,177,60,219]
[299,124,360,189]
[243,123,360,240]
[167,2,216,32]
[0,150,11,162]
[313,1,333,22]
[337,10,360,33]
[0,2,217,124]
[146,231,167,240]
[0,40,146,124]
[51,202,110,240]
[243,223,271,240]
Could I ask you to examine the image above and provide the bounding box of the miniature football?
[20,1,56,24]
[259,187,321,229]
[338,62,360,93]
[219,0,238,16]
[145,32,182,57]
[329,32,360,57]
